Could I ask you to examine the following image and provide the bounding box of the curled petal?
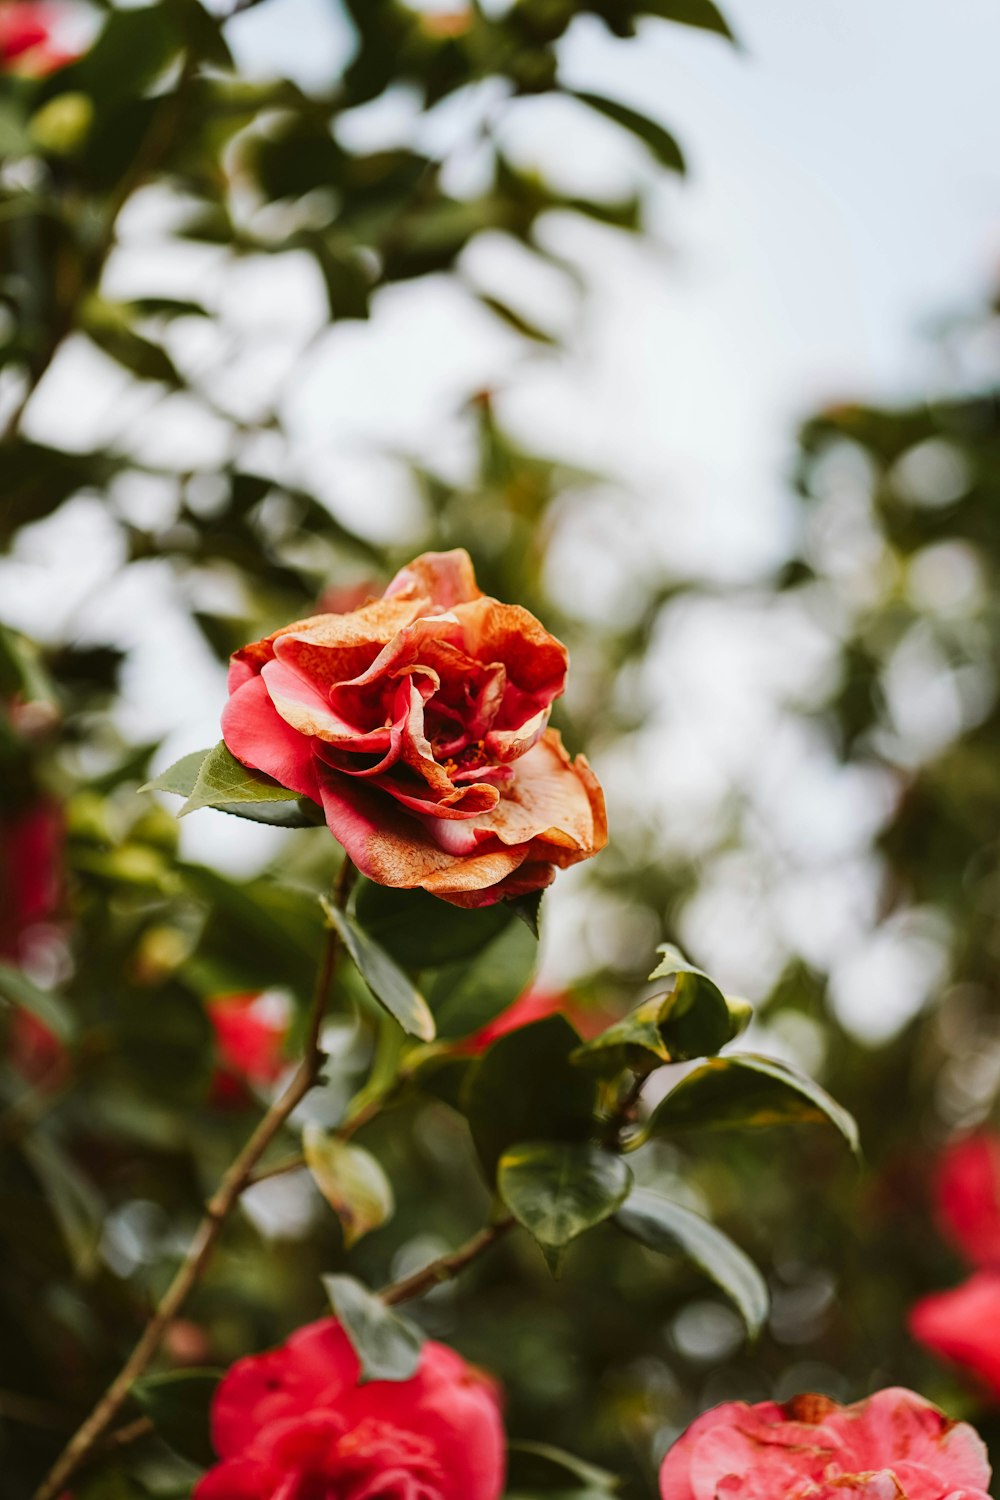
[221,676,321,803]
[384,548,483,608]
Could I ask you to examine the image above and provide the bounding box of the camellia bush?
[3,3,1000,1500]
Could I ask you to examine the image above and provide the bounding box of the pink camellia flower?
[658,1388,991,1500]
[910,1273,1000,1399]
[463,986,613,1055]
[222,550,606,907]
[195,1316,505,1500]
[0,3,73,73]
[935,1132,1000,1269]
[208,993,288,1108]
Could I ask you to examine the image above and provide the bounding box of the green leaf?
[649,944,749,1059]
[632,1053,860,1154]
[144,742,321,827]
[573,92,686,174]
[508,888,545,938]
[323,1274,423,1383]
[426,917,538,1041]
[133,1368,221,1468]
[477,293,558,345]
[142,750,211,799]
[0,963,75,1043]
[616,1186,768,1338]
[498,1141,631,1274]
[354,880,513,968]
[21,1134,103,1276]
[571,995,673,1077]
[303,1125,394,1248]
[573,950,750,1077]
[641,0,736,41]
[321,899,436,1042]
[463,1015,598,1181]
[506,1440,620,1494]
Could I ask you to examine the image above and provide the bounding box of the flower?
[208,993,288,1108]
[0,3,72,73]
[935,1132,1000,1269]
[1,800,68,1088]
[222,549,606,907]
[0,800,63,964]
[658,1388,991,1500]
[910,1273,1000,1399]
[463,986,614,1055]
[6,1009,67,1088]
[195,1316,505,1500]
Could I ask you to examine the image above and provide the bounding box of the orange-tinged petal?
[385,548,482,608]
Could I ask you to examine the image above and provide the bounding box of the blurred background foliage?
[3,0,1000,1496]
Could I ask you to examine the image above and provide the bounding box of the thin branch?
[381,1218,515,1307]
[31,864,355,1500]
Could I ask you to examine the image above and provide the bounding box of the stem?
[603,1072,646,1149]
[381,1217,515,1307]
[31,863,355,1500]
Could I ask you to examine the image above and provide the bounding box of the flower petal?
[221,675,321,803]
[384,548,483,608]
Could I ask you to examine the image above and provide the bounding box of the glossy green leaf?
[323,1274,423,1383]
[463,1015,598,1181]
[508,888,545,938]
[354,880,513,969]
[571,995,673,1077]
[143,742,321,827]
[573,92,685,173]
[321,899,436,1042]
[616,1186,768,1337]
[506,1440,620,1494]
[632,1053,860,1154]
[427,916,538,1041]
[649,944,748,1059]
[498,1141,631,1273]
[133,1368,221,1468]
[303,1125,394,1248]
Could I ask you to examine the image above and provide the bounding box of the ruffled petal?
[221,675,321,803]
[384,548,482,609]
[319,774,527,899]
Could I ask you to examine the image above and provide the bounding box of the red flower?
[221,549,606,907]
[0,3,72,74]
[7,1009,66,1088]
[0,800,63,963]
[910,1273,1000,1400]
[195,1316,505,1500]
[935,1132,1000,1269]
[463,987,612,1054]
[658,1388,991,1500]
[208,994,288,1107]
[1,801,68,1088]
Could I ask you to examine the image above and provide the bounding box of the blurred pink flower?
[0,3,74,73]
[659,1388,991,1500]
[910,1273,1000,1400]
[463,986,612,1055]
[935,1132,1000,1269]
[208,993,288,1108]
